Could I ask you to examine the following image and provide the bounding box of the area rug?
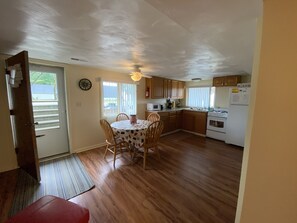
[9,154,94,217]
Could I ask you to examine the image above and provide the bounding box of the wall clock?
[78,78,92,91]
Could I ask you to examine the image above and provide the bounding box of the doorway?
[29,64,69,158]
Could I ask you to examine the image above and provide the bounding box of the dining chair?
[137,120,164,169]
[99,119,130,167]
[147,113,160,122]
[116,113,129,121]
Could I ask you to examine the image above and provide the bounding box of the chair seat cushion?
[6,195,89,223]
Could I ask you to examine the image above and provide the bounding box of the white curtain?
[120,83,137,115]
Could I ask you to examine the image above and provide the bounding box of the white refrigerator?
[225,87,250,147]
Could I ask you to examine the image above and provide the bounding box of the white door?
[29,64,69,158]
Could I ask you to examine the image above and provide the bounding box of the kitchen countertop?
[146,108,209,113]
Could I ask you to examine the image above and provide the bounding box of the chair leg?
[113,145,117,168]
[143,148,147,169]
[103,145,109,159]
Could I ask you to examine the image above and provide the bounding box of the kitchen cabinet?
[146,77,185,99]
[182,110,207,135]
[145,109,206,135]
[213,75,241,87]
[146,77,164,99]
[194,112,207,134]
[171,80,185,99]
[177,81,185,99]
[182,112,195,132]
[163,79,172,98]
[168,111,177,132]
[145,111,180,134]
[158,112,170,133]
[171,80,178,99]
[145,111,169,133]
[176,110,182,129]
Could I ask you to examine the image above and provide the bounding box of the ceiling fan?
[130,65,152,82]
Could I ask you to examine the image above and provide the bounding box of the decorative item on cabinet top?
[213,75,241,87]
[145,76,185,99]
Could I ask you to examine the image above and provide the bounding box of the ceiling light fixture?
[130,65,143,82]
[192,78,202,81]
[130,71,142,82]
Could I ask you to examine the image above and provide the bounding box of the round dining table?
[111,119,151,148]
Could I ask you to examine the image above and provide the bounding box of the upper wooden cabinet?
[213,75,241,87]
[146,77,164,99]
[177,81,185,99]
[171,80,178,99]
[163,79,172,98]
[146,77,185,99]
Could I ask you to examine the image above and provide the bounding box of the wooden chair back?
[100,119,116,145]
[116,113,129,121]
[144,120,164,148]
[147,113,160,122]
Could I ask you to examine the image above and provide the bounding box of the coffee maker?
[166,98,172,109]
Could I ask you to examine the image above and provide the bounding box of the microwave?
[147,103,161,111]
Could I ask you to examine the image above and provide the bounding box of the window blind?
[187,87,211,108]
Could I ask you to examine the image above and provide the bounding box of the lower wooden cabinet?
[168,111,177,132]
[176,111,182,129]
[159,112,170,133]
[194,112,207,134]
[145,110,207,135]
[182,112,195,132]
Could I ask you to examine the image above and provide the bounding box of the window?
[186,87,215,109]
[30,70,61,131]
[102,81,137,118]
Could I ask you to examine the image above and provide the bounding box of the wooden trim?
[181,130,206,137]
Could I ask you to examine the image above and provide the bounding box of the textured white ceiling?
[0,0,262,80]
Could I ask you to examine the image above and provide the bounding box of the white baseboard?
[74,143,106,153]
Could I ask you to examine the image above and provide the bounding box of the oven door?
[207,116,226,133]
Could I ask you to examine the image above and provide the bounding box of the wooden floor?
[0,132,243,223]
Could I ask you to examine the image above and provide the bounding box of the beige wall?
[237,1,297,222]
[0,55,18,172]
[0,56,146,172]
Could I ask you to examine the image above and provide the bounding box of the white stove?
[206,109,228,141]
[208,110,228,118]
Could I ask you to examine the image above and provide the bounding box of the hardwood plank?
[0,132,243,223]
[72,132,243,223]
[0,169,18,223]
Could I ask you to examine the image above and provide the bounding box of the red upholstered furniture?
[6,195,89,223]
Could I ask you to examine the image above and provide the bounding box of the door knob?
[36,134,45,138]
